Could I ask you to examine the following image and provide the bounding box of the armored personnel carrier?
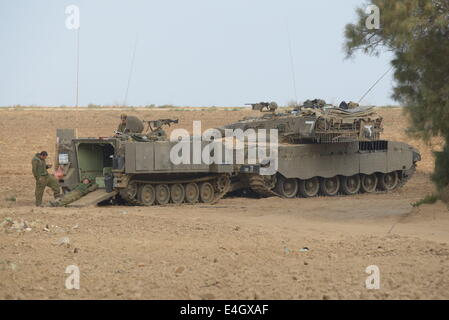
[225,101,421,198]
[55,116,232,207]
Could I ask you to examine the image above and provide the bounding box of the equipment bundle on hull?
[299,106,383,143]
[53,100,421,207]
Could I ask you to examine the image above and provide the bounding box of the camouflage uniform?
[51,181,98,207]
[303,99,326,109]
[348,102,360,109]
[117,122,127,133]
[117,114,128,133]
[32,153,61,206]
[149,128,167,141]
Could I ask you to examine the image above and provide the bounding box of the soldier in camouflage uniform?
[32,151,61,206]
[50,177,98,207]
[303,99,327,109]
[117,114,128,133]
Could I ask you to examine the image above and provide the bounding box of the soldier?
[50,177,98,207]
[117,114,128,133]
[303,99,326,109]
[347,101,360,109]
[32,151,61,206]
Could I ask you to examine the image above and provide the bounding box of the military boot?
[49,200,61,207]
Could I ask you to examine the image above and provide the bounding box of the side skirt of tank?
[241,164,416,199]
[236,139,419,198]
[276,141,415,180]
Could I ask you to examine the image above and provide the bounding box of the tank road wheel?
[155,184,170,205]
[120,182,138,201]
[274,176,299,198]
[199,182,215,203]
[170,184,185,205]
[138,184,156,206]
[299,177,320,198]
[341,175,361,195]
[361,174,378,193]
[185,183,200,204]
[320,176,340,196]
[378,171,399,191]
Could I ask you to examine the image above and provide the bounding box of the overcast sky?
[0,0,397,107]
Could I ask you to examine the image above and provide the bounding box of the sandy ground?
[0,107,448,300]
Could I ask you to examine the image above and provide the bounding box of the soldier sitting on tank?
[347,101,360,109]
[116,114,128,134]
[339,101,360,110]
[50,177,98,207]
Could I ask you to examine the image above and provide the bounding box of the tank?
[55,118,233,206]
[223,101,421,198]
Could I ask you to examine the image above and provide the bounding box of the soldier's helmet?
[125,115,144,134]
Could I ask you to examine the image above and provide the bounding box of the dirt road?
[0,107,448,299]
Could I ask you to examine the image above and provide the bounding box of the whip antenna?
[124,34,138,106]
[286,21,298,103]
[358,66,393,104]
[75,27,80,107]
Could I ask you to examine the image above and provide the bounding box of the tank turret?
[223,100,383,144]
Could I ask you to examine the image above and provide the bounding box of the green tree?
[344,0,449,191]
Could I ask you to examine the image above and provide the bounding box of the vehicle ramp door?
[66,189,117,207]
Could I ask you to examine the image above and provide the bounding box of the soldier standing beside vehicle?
[32,151,61,206]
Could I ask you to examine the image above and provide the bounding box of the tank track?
[248,164,418,198]
[248,174,279,197]
[119,174,231,206]
[396,164,417,190]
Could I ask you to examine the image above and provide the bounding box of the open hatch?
[75,140,116,188]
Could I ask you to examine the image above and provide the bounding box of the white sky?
[0,0,397,107]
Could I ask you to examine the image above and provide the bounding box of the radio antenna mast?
[75,27,80,107]
[286,21,298,104]
[124,34,138,106]
[358,66,393,104]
